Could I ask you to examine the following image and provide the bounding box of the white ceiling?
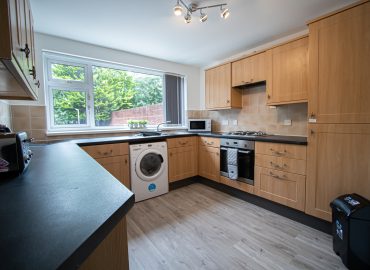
[30,0,356,67]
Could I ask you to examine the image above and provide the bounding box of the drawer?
[255,154,306,175]
[199,136,220,148]
[254,166,306,211]
[167,136,196,148]
[255,142,306,160]
[81,143,129,158]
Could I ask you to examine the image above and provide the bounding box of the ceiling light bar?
[173,0,229,24]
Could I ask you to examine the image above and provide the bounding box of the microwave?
[187,119,211,132]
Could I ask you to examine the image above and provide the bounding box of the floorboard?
[127,183,345,270]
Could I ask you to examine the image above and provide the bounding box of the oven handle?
[238,150,251,154]
[220,147,228,151]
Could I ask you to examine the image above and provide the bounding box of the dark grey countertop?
[72,132,307,146]
[0,143,134,270]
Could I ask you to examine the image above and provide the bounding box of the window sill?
[46,126,188,137]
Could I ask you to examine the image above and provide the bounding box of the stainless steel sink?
[136,131,163,137]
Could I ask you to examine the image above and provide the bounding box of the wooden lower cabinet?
[81,143,131,189]
[254,166,306,211]
[198,143,220,182]
[96,155,130,189]
[306,124,370,221]
[80,217,129,270]
[168,145,198,182]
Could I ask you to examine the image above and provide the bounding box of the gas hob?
[222,130,268,136]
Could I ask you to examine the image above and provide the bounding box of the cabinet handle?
[309,113,316,118]
[169,152,172,157]
[267,94,271,99]
[35,80,40,88]
[98,149,113,156]
[270,161,281,169]
[29,66,36,79]
[270,148,286,155]
[216,152,219,156]
[310,129,315,135]
[179,141,188,145]
[269,171,286,179]
[21,43,30,58]
[207,142,214,146]
[226,100,230,103]
[124,159,128,164]
[250,78,254,83]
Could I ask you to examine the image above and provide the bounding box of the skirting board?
[169,176,332,234]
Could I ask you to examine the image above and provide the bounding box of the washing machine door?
[135,149,165,182]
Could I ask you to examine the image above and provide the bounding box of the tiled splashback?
[0,101,12,129]
[188,85,308,136]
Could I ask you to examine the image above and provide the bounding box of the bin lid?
[330,193,370,218]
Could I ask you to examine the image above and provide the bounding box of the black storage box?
[330,194,370,269]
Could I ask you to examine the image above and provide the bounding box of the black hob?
[223,130,268,136]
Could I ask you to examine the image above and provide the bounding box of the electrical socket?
[283,119,292,126]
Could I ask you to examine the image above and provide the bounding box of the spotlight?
[184,12,191,23]
[200,10,208,22]
[220,7,230,19]
[173,0,183,16]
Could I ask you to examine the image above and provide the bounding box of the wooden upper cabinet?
[308,2,370,124]
[0,0,38,100]
[266,37,308,105]
[205,63,242,110]
[231,52,266,87]
[305,124,370,221]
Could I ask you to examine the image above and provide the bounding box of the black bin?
[330,193,370,269]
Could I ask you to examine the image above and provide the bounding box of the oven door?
[220,147,228,177]
[238,150,254,185]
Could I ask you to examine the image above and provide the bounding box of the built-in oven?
[220,138,255,185]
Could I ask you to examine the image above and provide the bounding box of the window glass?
[92,66,164,127]
[52,89,87,126]
[51,63,85,82]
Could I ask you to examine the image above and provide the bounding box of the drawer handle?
[98,150,113,156]
[179,141,188,145]
[124,158,128,164]
[270,148,286,155]
[269,171,287,180]
[207,142,214,145]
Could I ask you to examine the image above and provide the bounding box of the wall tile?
[30,106,46,118]
[11,105,30,118]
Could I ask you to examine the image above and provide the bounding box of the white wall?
[198,29,308,110]
[11,33,201,110]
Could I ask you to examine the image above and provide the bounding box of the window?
[44,52,185,132]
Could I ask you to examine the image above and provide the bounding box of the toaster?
[0,131,33,178]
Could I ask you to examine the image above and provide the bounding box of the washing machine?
[130,141,168,202]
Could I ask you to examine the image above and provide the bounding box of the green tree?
[132,76,163,107]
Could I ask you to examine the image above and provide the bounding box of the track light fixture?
[173,0,229,24]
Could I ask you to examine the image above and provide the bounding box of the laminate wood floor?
[127,184,345,270]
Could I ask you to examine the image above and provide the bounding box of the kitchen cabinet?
[231,52,266,87]
[0,0,38,100]
[308,2,370,124]
[167,137,198,182]
[254,142,307,211]
[305,124,370,221]
[81,143,131,189]
[266,37,308,105]
[198,137,220,182]
[80,217,129,270]
[205,63,242,110]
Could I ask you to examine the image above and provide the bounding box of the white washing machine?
[130,141,168,202]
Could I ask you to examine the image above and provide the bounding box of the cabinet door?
[250,52,266,83]
[8,0,27,71]
[254,166,306,211]
[306,124,370,221]
[308,3,370,123]
[267,37,308,105]
[198,145,220,182]
[231,57,252,87]
[168,145,197,182]
[205,63,241,110]
[96,156,131,189]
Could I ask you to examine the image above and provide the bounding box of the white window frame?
[43,51,186,134]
